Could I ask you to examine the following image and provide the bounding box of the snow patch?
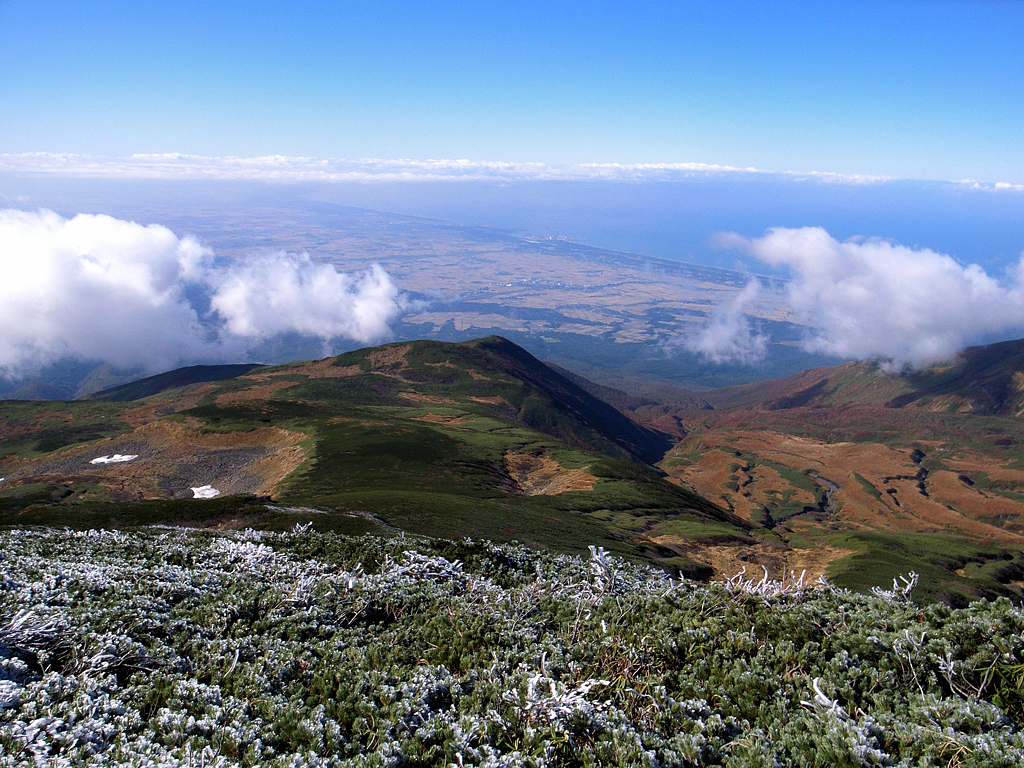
[191,485,221,499]
[89,454,138,465]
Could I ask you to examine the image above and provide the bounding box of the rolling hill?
[88,363,266,402]
[0,336,746,577]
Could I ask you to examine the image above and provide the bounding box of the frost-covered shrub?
[0,525,1022,766]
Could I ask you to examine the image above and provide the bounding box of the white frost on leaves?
[872,571,919,602]
[0,680,23,710]
[802,677,849,718]
[589,545,617,593]
[523,672,611,724]
[0,529,1020,766]
[723,565,833,597]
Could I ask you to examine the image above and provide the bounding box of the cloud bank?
[700,227,1024,368]
[0,152,891,185]
[4,153,1023,191]
[0,209,407,377]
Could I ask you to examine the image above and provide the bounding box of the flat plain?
[81,193,827,391]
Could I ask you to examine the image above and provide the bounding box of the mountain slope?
[455,336,673,464]
[646,337,1024,604]
[89,363,266,402]
[0,337,744,576]
[885,338,1024,415]
[702,360,912,411]
[702,338,1024,415]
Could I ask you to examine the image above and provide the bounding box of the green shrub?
[0,526,1022,765]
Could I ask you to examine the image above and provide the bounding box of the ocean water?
[296,177,1024,277]
[4,174,1022,276]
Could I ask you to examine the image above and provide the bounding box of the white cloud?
[727,227,1024,368]
[0,209,407,378]
[211,256,405,342]
[0,152,891,185]
[682,281,769,364]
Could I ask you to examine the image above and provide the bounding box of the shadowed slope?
[886,338,1024,415]
[461,336,673,465]
[701,338,1024,416]
[89,364,265,402]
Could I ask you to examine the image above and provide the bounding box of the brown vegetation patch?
[138,419,303,448]
[119,401,178,427]
[214,359,360,403]
[244,444,309,497]
[651,536,855,582]
[412,413,470,425]
[365,344,411,371]
[929,470,1024,534]
[119,385,218,427]
[663,427,1024,545]
[944,453,1024,485]
[242,359,361,381]
[400,391,456,404]
[0,414,63,444]
[298,359,362,378]
[3,419,308,501]
[470,396,506,405]
[906,394,974,413]
[504,450,597,495]
[0,410,82,437]
[216,380,298,404]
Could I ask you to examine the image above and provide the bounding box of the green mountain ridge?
[700,338,1024,415]
[0,336,745,577]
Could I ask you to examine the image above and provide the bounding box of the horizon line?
[1,152,1022,192]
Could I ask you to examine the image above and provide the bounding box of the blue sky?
[2,0,1022,183]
